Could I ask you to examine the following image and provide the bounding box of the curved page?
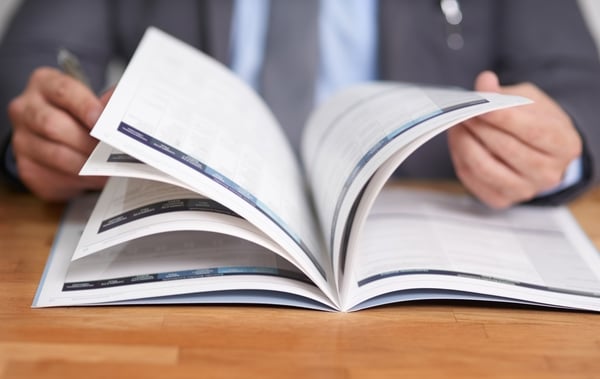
[301,83,529,285]
[73,177,284,262]
[89,28,333,302]
[81,142,195,191]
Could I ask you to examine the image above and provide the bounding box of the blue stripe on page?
[63,265,313,291]
[357,268,600,299]
[333,99,488,269]
[117,122,326,279]
[98,198,240,233]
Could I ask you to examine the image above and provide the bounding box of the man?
[1,0,599,208]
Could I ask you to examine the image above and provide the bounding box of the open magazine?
[33,27,600,312]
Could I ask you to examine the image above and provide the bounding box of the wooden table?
[2,182,600,379]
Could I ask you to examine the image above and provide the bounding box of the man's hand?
[447,71,582,209]
[8,67,108,201]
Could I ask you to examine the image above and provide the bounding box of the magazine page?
[81,142,195,191]
[300,82,530,285]
[33,194,334,310]
[88,27,334,302]
[73,176,332,300]
[73,177,285,263]
[342,186,600,312]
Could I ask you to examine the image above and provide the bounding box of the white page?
[66,230,327,306]
[82,142,195,191]
[88,28,334,301]
[301,83,530,282]
[343,186,600,311]
[341,117,477,294]
[33,194,334,309]
[73,177,311,276]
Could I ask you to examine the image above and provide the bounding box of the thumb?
[474,70,501,93]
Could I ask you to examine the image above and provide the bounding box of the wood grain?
[1,183,600,379]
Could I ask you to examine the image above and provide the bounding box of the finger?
[33,67,103,129]
[473,71,568,152]
[474,70,501,93]
[462,119,564,191]
[448,125,538,208]
[464,107,581,161]
[18,93,98,155]
[17,157,106,202]
[12,126,92,177]
[472,73,580,157]
[453,161,515,209]
[99,86,115,106]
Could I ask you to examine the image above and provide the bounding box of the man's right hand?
[7,67,107,201]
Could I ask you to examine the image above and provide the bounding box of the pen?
[57,48,91,88]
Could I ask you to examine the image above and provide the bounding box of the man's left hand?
[447,71,582,209]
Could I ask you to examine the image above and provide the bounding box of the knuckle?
[501,139,520,159]
[538,168,562,190]
[30,67,51,84]
[468,157,492,177]
[79,97,98,121]
[453,158,475,181]
[52,75,72,103]
[16,160,39,190]
[513,182,537,203]
[47,143,67,164]
[33,184,62,202]
[36,112,62,141]
[54,146,82,173]
[523,185,538,201]
[15,157,68,202]
[453,162,466,178]
[490,198,511,210]
[499,109,516,126]
[11,130,27,153]
[480,190,512,210]
[567,136,583,160]
[492,179,535,208]
[451,147,481,175]
[7,97,24,122]
[487,108,515,129]
[523,124,544,143]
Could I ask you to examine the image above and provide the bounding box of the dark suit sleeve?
[495,0,600,204]
[0,0,116,184]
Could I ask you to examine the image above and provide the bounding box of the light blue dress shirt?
[230,0,378,104]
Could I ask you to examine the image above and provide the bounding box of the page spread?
[33,185,600,312]
[32,27,600,313]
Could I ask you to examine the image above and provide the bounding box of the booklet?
[33,27,600,312]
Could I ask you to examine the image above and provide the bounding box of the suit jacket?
[1,0,599,204]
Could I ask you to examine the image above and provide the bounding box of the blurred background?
[1,0,600,64]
